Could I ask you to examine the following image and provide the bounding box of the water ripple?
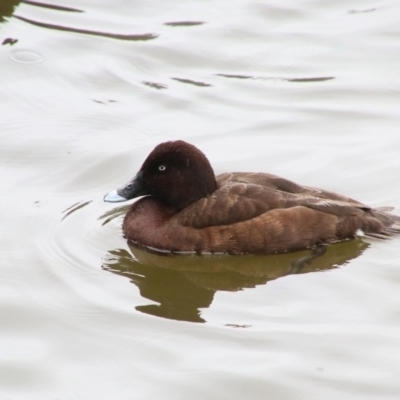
[14,15,158,41]
[22,0,84,13]
[7,48,46,63]
[164,21,205,27]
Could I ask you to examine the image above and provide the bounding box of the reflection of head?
[103,249,215,324]
[0,0,21,23]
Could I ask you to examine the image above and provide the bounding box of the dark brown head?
[104,140,218,211]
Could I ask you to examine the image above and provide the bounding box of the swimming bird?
[104,140,400,255]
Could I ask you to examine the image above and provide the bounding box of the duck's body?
[104,141,400,255]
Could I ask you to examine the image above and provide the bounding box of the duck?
[104,140,400,255]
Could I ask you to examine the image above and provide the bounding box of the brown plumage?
[104,140,400,255]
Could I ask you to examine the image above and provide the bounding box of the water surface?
[1,1,400,399]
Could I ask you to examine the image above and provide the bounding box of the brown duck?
[104,140,400,255]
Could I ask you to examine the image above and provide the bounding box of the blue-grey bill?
[103,190,127,203]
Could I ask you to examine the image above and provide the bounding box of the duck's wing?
[177,180,372,230]
[178,183,279,229]
[221,173,400,232]
[217,172,366,206]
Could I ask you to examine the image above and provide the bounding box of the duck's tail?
[366,207,400,239]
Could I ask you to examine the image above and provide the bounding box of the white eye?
[158,165,166,171]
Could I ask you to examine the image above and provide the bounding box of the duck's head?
[104,140,217,211]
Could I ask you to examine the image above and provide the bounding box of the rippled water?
[2,0,400,399]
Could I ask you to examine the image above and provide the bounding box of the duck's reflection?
[103,239,369,323]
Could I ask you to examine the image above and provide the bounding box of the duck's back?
[217,172,366,205]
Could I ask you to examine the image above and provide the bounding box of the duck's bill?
[103,189,127,203]
[104,172,148,203]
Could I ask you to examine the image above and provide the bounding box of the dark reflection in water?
[61,200,92,221]
[164,21,205,27]
[216,74,253,80]
[104,249,213,323]
[23,0,83,13]
[348,8,376,14]
[2,37,18,45]
[14,15,158,41]
[103,240,369,323]
[288,77,335,83]
[1,0,82,25]
[142,81,168,90]
[172,77,212,87]
[1,0,157,41]
[99,204,130,226]
[0,0,20,22]
[216,73,335,83]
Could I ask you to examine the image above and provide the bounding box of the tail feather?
[386,226,400,234]
[370,208,400,237]
[375,206,394,212]
[365,232,392,240]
